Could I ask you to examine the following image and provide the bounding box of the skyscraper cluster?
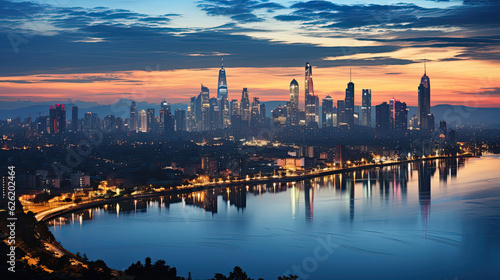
[52,59,433,137]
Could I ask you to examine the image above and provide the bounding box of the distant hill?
[0,99,499,128]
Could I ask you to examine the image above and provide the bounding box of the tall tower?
[304,62,318,126]
[217,58,228,99]
[418,60,431,130]
[361,89,371,127]
[289,79,299,125]
[305,62,314,98]
[160,99,173,134]
[322,95,334,127]
[130,101,138,132]
[345,68,355,126]
[49,104,66,134]
[217,59,230,128]
[139,110,147,133]
[240,88,250,125]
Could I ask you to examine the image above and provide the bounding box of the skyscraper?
[304,62,318,126]
[72,106,79,131]
[139,110,147,133]
[418,60,431,130]
[240,88,250,126]
[49,104,66,134]
[289,79,299,126]
[361,89,371,127]
[230,99,240,125]
[250,97,262,127]
[146,108,155,132]
[160,100,173,134]
[217,58,228,99]
[130,101,138,132]
[322,95,334,127]
[390,98,408,131]
[209,97,221,130]
[174,109,186,131]
[337,100,346,126]
[345,68,355,126]
[376,102,390,130]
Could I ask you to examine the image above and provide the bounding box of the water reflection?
[50,157,500,280]
[55,158,469,229]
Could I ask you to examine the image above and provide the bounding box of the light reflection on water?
[50,156,500,280]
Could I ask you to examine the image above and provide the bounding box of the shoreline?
[37,154,473,223]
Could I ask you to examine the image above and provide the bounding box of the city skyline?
[0,0,499,107]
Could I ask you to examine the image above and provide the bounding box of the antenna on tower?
[350,67,352,82]
[424,58,427,74]
[221,56,224,68]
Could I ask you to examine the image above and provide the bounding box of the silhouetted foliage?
[125,258,183,280]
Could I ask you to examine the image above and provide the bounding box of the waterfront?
[49,156,500,279]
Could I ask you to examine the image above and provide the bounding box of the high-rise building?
[103,115,116,132]
[240,88,250,126]
[289,79,299,126]
[209,97,221,130]
[72,106,79,131]
[130,101,138,132]
[439,120,447,138]
[230,99,240,125]
[187,97,197,132]
[146,108,155,132]
[390,98,408,131]
[260,102,266,126]
[174,109,186,131]
[337,100,346,126]
[376,102,390,130]
[272,106,287,127]
[250,97,261,127]
[139,110,147,132]
[304,62,319,126]
[322,95,334,127]
[418,60,431,130]
[217,58,228,99]
[49,104,66,134]
[160,100,174,134]
[345,68,355,126]
[361,89,371,127]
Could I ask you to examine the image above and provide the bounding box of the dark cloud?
[0,80,35,83]
[198,0,285,23]
[0,76,141,83]
[459,87,500,95]
[277,0,500,31]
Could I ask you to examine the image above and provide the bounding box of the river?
[50,155,500,279]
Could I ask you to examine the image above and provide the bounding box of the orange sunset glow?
[1,59,499,107]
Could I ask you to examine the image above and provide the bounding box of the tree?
[277,275,298,280]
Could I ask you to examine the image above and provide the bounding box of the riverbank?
[36,154,473,223]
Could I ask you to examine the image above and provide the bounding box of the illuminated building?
[289,79,299,126]
[322,95,334,127]
[139,110,147,132]
[418,60,433,131]
[361,89,371,127]
[129,101,138,132]
[345,68,355,126]
[390,98,408,131]
[49,104,66,134]
[304,62,319,126]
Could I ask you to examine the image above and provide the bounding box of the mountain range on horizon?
[1,99,499,128]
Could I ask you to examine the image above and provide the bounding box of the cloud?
[0,0,408,76]
[198,0,285,23]
[458,87,500,95]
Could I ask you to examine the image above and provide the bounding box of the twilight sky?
[0,0,499,107]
